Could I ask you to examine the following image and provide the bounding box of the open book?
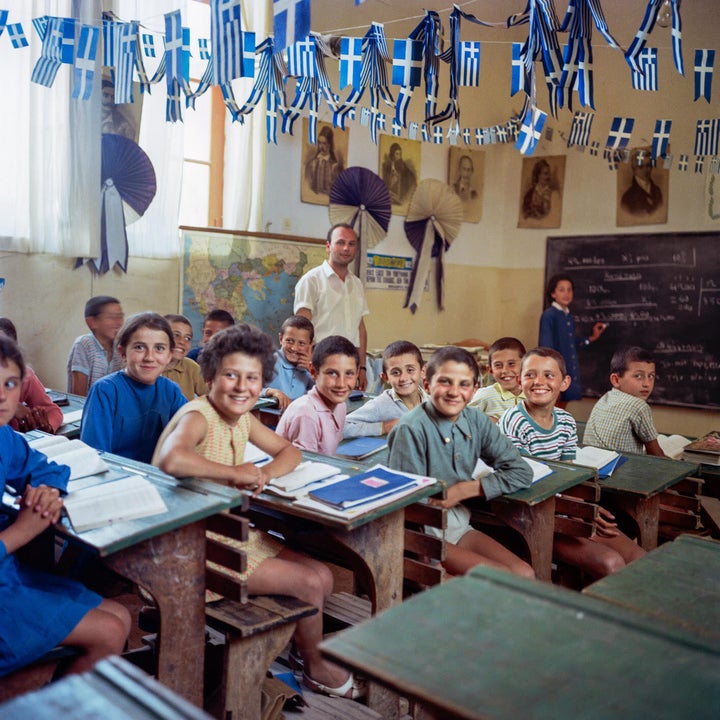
[28,436,109,481]
[267,461,343,496]
[573,446,625,478]
[63,474,168,532]
[472,457,552,484]
[657,434,692,460]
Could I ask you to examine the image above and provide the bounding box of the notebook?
[335,436,388,460]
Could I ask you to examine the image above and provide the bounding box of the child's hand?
[589,322,608,342]
[595,506,619,538]
[294,349,311,372]
[428,480,480,509]
[381,418,399,434]
[231,462,269,496]
[20,484,64,523]
[266,389,291,411]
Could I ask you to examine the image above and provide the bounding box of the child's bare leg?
[553,534,629,580]
[592,531,646,564]
[61,599,131,674]
[247,548,350,692]
[448,529,535,579]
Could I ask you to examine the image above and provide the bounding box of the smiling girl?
[80,312,186,463]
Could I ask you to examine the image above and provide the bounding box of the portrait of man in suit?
[449,147,485,223]
[301,119,349,206]
[617,146,668,226]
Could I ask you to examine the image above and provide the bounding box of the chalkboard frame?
[545,232,720,410]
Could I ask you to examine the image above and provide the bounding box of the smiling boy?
[470,337,526,422]
[162,314,207,401]
[583,346,667,457]
[276,335,359,454]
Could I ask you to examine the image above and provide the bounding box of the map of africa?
[181,229,327,342]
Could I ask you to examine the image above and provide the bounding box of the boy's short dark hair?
[544,274,573,306]
[522,346,567,377]
[0,333,26,379]
[488,337,526,364]
[205,309,235,326]
[610,346,655,376]
[85,295,121,318]
[200,323,276,384]
[164,313,192,327]
[312,335,359,370]
[382,340,423,374]
[0,318,18,342]
[280,315,315,341]
[117,312,175,351]
[426,346,479,385]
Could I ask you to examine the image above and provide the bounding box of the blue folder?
[309,467,418,509]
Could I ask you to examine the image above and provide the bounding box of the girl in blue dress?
[0,334,130,677]
[539,274,607,408]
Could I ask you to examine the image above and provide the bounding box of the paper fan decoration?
[77,133,157,274]
[403,179,463,313]
[329,166,391,283]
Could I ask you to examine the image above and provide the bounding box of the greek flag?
[695,156,704,173]
[462,127,471,145]
[710,156,720,174]
[515,106,547,155]
[287,37,316,78]
[605,116,634,150]
[164,10,185,122]
[433,125,443,144]
[32,16,48,40]
[694,49,715,103]
[392,119,402,136]
[198,38,210,60]
[678,154,688,171]
[339,37,363,89]
[421,123,429,143]
[496,126,507,144]
[7,23,29,48]
[589,140,599,156]
[694,119,720,156]
[103,19,119,68]
[626,0,683,77]
[114,22,137,105]
[142,33,157,58]
[567,111,594,147]
[631,47,657,91]
[31,17,75,87]
[359,107,370,127]
[458,41,480,87]
[652,119,672,159]
[211,0,245,84]
[72,24,99,101]
[511,42,530,97]
[273,0,310,53]
[391,39,422,87]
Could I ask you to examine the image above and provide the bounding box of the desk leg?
[606,493,660,551]
[104,520,206,707]
[330,511,404,719]
[491,497,556,582]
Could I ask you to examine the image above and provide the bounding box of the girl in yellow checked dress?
[153,324,363,700]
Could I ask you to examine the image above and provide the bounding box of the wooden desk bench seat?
[657,477,707,542]
[0,646,79,703]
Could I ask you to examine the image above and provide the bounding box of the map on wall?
[181,229,327,343]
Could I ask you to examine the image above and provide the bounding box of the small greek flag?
[211,0,246,84]
[631,47,657,91]
[511,42,529,97]
[164,10,185,122]
[391,39,422,88]
[273,0,310,53]
[694,49,715,103]
[605,116,634,150]
[7,23,28,48]
[240,33,256,77]
[461,128,470,145]
[198,38,210,60]
[589,140,599,156]
[567,111,594,148]
[392,119,402,137]
[32,16,48,40]
[339,37,363,89]
[31,17,75,88]
[496,125,507,144]
[458,41,480,87]
[72,23,99,101]
[652,119,672,160]
[515,106,547,156]
[710,156,720,174]
[103,19,118,68]
[475,127,484,145]
[433,125,443,144]
[377,113,386,132]
[421,123,429,143]
[142,33,157,58]
[113,22,137,105]
[360,107,371,127]
[678,154,688,172]
[287,37,316,78]
[694,118,720,156]
[695,156,705,173]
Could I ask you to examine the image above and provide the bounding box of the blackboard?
[545,232,720,409]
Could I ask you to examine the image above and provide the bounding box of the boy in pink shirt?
[276,335,358,455]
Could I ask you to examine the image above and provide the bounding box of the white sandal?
[302,671,366,700]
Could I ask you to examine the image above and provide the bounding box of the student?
[262,315,315,411]
[81,312,186,463]
[0,318,63,433]
[187,309,235,362]
[66,296,124,396]
[538,275,606,407]
[162,314,207,401]
[153,324,364,700]
[276,336,358,455]
[343,340,427,438]
[469,337,527,422]
[0,334,130,678]
[499,347,645,578]
[387,346,535,578]
[583,346,667,457]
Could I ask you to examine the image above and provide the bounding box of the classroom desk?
[592,454,699,550]
[0,655,213,719]
[583,533,720,648]
[321,566,720,720]
[251,453,440,719]
[55,391,85,438]
[55,452,246,707]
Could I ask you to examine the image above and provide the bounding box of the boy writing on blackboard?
[583,346,668,457]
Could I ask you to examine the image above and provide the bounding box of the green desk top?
[322,567,720,720]
[56,391,86,438]
[58,452,246,556]
[584,534,720,649]
[502,459,596,504]
[595,453,699,496]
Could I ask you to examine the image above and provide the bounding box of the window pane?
[184,97,211,162]
[180,162,210,226]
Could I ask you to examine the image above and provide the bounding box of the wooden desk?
[594,454,699,550]
[56,391,85,438]
[57,452,246,706]
[252,453,439,719]
[322,567,720,720]
[584,533,720,648]
[0,655,212,719]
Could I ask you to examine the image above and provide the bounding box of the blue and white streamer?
[211,0,246,85]
[625,0,683,76]
[72,23,99,101]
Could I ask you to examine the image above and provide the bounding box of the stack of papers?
[574,446,626,478]
[267,461,343,498]
[472,456,552,484]
[681,431,720,465]
[28,435,109,481]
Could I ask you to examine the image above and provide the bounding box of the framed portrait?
[301,118,349,206]
[448,147,485,223]
[517,155,566,229]
[378,135,420,216]
[101,72,142,143]
[616,146,669,227]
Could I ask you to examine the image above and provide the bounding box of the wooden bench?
[657,476,707,542]
[0,646,79,703]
